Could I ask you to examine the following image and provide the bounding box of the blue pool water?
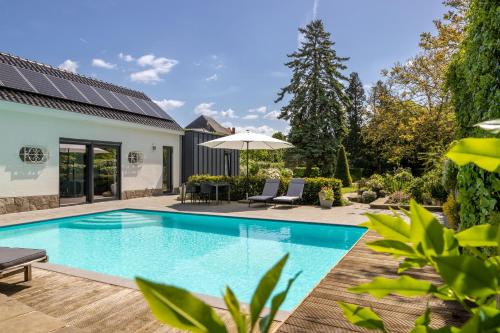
[0,209,365,310]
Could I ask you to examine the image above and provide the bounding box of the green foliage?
[456,165,499,230]
[187,175,343,206]
[344,72,367,166]
[447,0,500,137]
[292,166,320,178]
[446,138,500,172]
[443,194,460,230]
[334,145,353,187]
[137,254,300,333]
[339,200,500,332]
[337,302,386,332]
[276,20,349,176]
[361,190,377,204]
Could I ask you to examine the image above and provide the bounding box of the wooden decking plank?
[276,231,467,332]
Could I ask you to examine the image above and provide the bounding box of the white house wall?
[0,100,182,198]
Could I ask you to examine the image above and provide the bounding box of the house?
[0,52,186,213]
[182,115,239,182]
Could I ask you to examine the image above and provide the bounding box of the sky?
[0,0,446,135]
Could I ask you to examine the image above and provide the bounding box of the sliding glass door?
[93,145,119,201]
[59,139,121,206]
[59,143,89,206]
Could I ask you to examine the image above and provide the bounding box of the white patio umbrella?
[199,131,294,198]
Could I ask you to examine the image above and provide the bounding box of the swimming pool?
[0,209,365,311]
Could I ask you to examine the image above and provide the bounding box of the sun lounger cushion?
[273,196,300,203]
[248,195,275,201]
[0,247,46,270]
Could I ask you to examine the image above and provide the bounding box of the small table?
[209,182,230,204]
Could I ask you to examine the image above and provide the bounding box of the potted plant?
[318,186,334,208]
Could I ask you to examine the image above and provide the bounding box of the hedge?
[187,175,343,206]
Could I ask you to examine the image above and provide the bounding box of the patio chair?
[182,183,200,203]
[198,182,215,204]
[248,179,280,207]
[0,247,48,282]
[273,178,305,207]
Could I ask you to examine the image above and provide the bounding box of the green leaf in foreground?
[398,258,429,273]
[349,275,437,298]
[223,287,247,333]
[409,200,445,256]
[434,256,498,299]
[259,271,301,333]
[362,213,411,242]
[455,224,499,247]
[446,138,500,172]
[337,302,386,332]
[249,254,289,330]
[136,277,227,333]
[367,239,418,258]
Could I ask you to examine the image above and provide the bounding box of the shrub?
[366,174,384,194]
[349,167,363,181]
[407,177,426,203]
[386,191,410,204]
[257,167,281,179]
[334,145,352,187]
[361,190,377,203]
[442,193,460,230]
[421,169,448,204]
[292,166,320,178]
[441,158,458,192]
[188,175,342,206]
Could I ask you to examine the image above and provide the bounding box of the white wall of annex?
[0,101,182,198]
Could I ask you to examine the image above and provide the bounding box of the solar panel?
[0,62,36,93]
[95,86,124,111]
[124,95,148,115]
[48,75,88,104]
[18,67,65,99]
[0,61,174,122]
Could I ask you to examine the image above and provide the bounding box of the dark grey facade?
[182,130,240,182]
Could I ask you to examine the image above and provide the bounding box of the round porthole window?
[128,151,144,164]
[19,146,49,164]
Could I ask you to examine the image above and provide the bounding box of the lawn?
[341,186,356,194]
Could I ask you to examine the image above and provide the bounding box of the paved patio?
[0,195,457,332]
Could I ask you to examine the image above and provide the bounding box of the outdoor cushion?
[248,195,275,202]
[273,196,300,203]
[0,247,47,270]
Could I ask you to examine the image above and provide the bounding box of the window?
[19,146,49,164]
[127,151,143,164]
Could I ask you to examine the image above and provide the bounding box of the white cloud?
[221,121,234,128]
[243,114,259,120]
[263,110,281,120]
[235,125,276,136]
[206,74,218,82]
[220,108,237,118]
[92,58,116,69]
[131,54,178,84]
[249,106,267,114]
[58,59,78,73]
[119,53,135,62]
[153,99,185,112]
[194,102,218,117]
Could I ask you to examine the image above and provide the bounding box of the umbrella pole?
[246,141,249,200]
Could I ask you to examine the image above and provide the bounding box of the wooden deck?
[0,231,466,332]
[0,268,273,333]
[276,231,466,332]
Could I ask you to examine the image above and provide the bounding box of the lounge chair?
[0,247,48,282]
[273,178,305,207]
[248,179,280,206]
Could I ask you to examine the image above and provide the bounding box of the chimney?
[231,127,236,134]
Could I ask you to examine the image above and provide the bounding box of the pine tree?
[334,145,352,187]
[344,72,366,165]
[275,20,349,177]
